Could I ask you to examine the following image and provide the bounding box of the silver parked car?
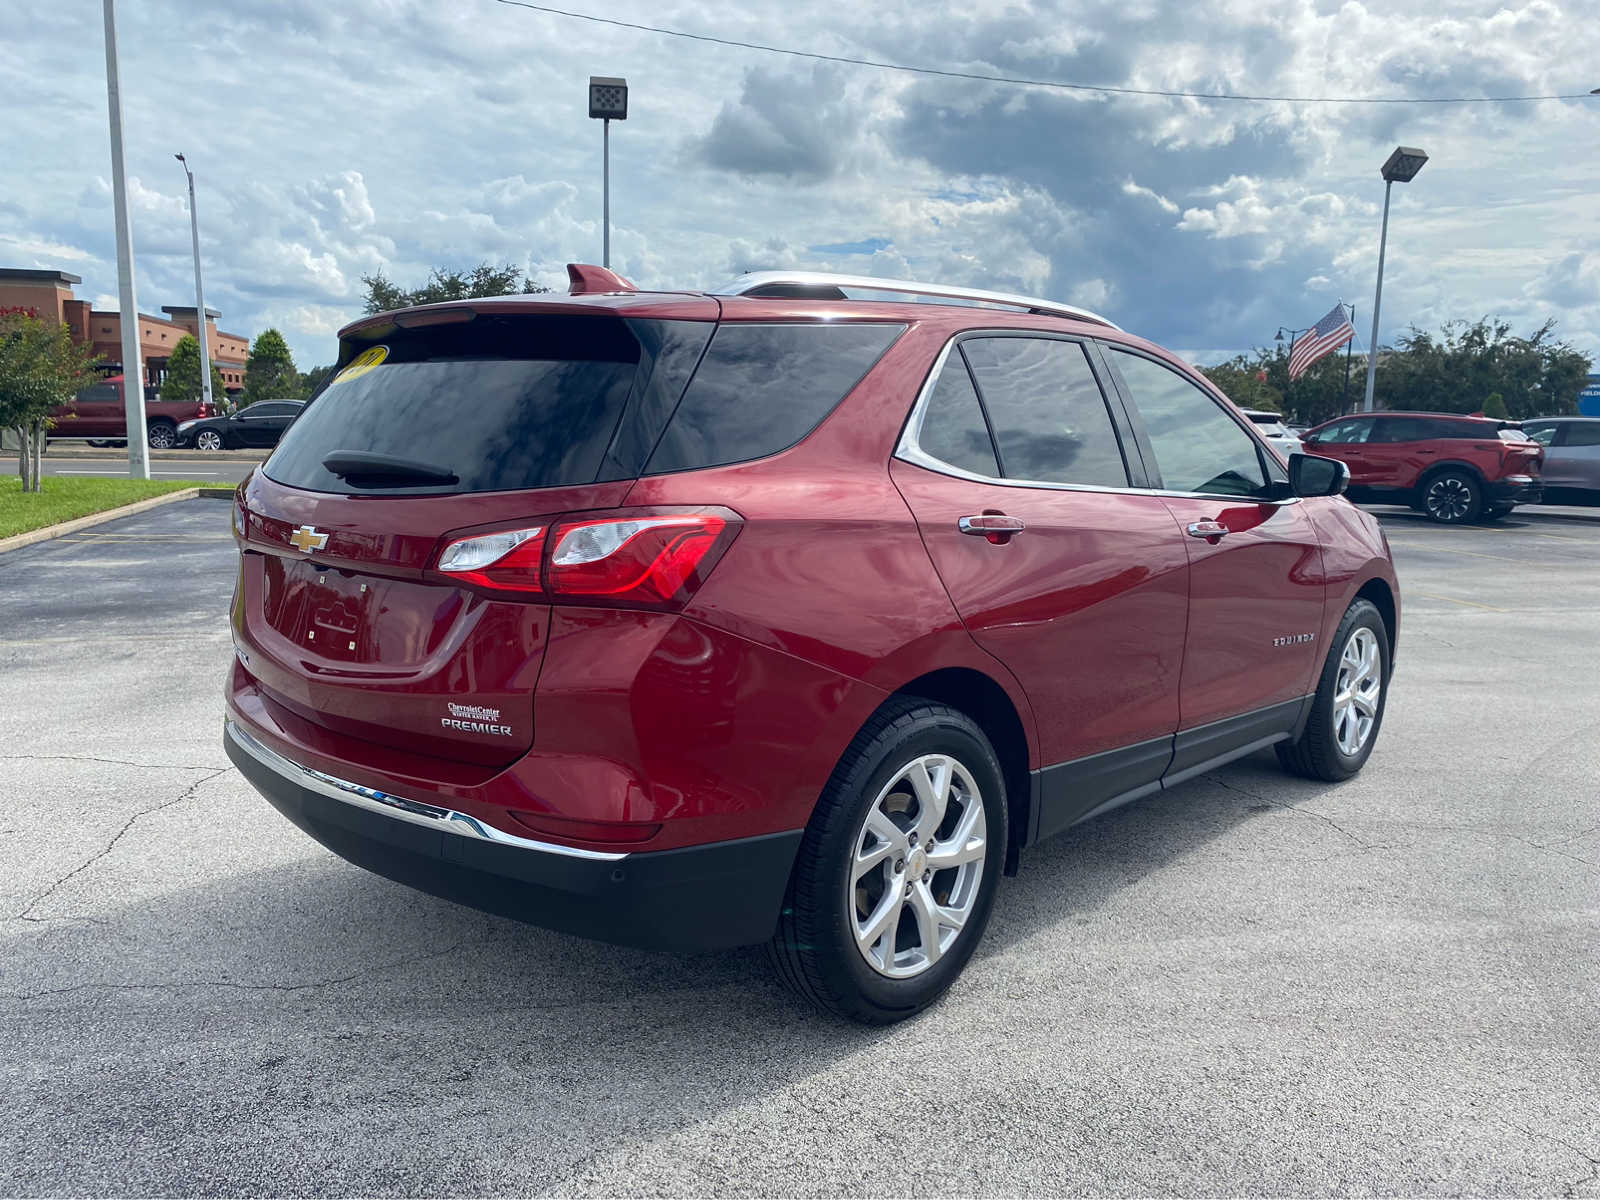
[1241,409,1304,458]
[1521,417,1600,506]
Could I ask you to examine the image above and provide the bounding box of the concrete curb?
[0,488,225,555]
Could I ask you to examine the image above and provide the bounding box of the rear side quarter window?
[644,323,903,475]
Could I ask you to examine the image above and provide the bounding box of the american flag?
[1289,303,1355,380]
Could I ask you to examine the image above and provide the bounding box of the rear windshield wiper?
[321,451,459,487]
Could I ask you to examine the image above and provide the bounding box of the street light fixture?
[1362,145,1428,412]
[174,153,214,417]
[588,76,628,269]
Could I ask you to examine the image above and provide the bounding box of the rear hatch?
[233,302,717,766]
[1497,426,1543,476]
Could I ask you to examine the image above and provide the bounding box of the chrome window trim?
[226,719,629,862]
[894,333,1301,506]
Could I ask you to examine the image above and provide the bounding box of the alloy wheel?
[148,424,176,450]
[848,753,987,979]
[1425,476,1472,521]
[1333,627,1382,756]
[196,430,223,451]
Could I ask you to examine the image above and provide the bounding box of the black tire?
[1277,599,1390,782]
[147,420,178,450]
[1481,505,1514,522]
[1420,469,1481,523]
[769,698,1008,1024]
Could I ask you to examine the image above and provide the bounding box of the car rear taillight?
[437,526,547,593]
[432,508,740,609]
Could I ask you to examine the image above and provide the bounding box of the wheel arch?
[1416,458,1486,490]
[1353,576,1398,675]
[884,666,1032,876]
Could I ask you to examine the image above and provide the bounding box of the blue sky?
[2,0,1597,370]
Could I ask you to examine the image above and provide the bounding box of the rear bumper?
[226,719,801,952]
[1487,475,1543,506]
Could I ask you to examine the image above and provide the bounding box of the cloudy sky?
[3,0,1597,371]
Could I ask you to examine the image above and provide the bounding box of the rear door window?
[265,315,645,495]
[914,352,1000,477]
[959,337,1128,487]
[644,323,903,475]
[1565,422,1600,447]
[1313,418,1372,444]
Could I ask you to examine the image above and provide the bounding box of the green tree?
[242,328,300,404]
[360,262,550,313]
[160,335,227,406]
[299,364,335,397]
[1481,391,1509,419]
[1200,358,1285,413]
[0,308,100,492]
[1199,344,1360,426]
[1373,318,1590,418]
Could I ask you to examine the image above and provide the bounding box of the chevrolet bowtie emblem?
[289,525,329,554]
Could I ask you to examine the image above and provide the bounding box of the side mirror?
[1289,452,1348,497]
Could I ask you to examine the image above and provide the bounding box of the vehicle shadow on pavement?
[0,749,1345,1194]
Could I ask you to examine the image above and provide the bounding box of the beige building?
[0,267,250,394]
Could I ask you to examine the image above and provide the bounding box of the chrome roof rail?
[713,270,1121,330]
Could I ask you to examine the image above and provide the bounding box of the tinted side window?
[960,337,1127,487]
[1108,348,1268,497]
[1314,418,1372,444]
[645,323,903,475]
[916,353,999,477]
[75,384,120,406]
[1373,417,1435,442]
[1440,422,1495,440]
[1566,423,1600,447]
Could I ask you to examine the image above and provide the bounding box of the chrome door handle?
[1187,519,1228,541]
[958,514,1026,536]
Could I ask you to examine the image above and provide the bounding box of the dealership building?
[0,267,250,394]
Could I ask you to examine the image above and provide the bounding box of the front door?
[1304,415,1378,488]
[891,333,1190,835]
[1101,346,1327,754]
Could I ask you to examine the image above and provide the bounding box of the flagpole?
[1341,302,1356,413]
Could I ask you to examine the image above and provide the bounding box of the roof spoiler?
[567,263,637,295]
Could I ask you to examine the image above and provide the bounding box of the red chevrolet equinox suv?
[1301,411,1544,523]
[226,266,1400,1023]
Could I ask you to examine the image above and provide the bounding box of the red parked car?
[50,374,215,449]
[225,266,1400,1023]
[1301,411,1543,523]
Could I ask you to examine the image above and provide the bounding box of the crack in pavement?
[2,940,467,1002]
[13,767,232,922]
[1206,775,1380,849]
[0,753,226,772]
[1507,1124,1600,1199]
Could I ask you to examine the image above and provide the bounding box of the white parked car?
[1241,409,1304,458]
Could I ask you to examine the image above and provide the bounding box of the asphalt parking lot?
[2,500,1597,1197]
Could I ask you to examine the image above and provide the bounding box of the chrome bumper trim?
[226,718,629,862]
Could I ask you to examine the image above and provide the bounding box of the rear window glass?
[264,316,641,495]
[1565,422,1600,447]
[75,384,119,405]
[644,323,903,475]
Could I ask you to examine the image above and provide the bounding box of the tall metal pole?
[602,118,611,268]
[1341,302,1356,412]
[1362,180,1393,414]
[102,0,149,478]
[178,157,214,415]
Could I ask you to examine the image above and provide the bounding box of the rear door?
[235,307,716,767]
[234,402,294,446]
[1364,416,1443,488]
[891,333,1189,834]
[1101,345,1327,751]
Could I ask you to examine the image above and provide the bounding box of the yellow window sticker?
[334,345,388,385]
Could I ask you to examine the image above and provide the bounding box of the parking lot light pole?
[101,0,150,479]
[588,76,628,269]
[1362,146,1428,413]
[174,154,214,417]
